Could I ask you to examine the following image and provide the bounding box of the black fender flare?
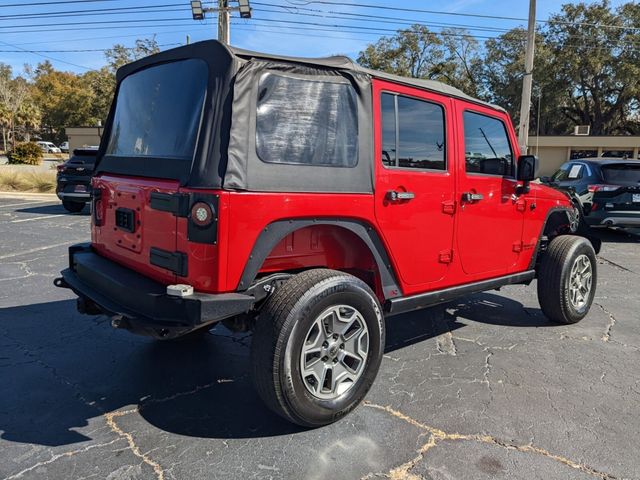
[528,206,601,270]
[237,218,401,299]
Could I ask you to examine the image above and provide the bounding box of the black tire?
[251,269,384,427]
[537,235,597,324]
[62,200,85,213]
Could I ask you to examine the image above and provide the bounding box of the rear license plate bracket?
[115,208,136,233]
[632,193,640,203]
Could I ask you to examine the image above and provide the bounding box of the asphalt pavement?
[1,195,639,480]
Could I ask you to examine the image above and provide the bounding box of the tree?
[545,1,640,135]
[32,61,97,143]
[105,36,160,72]
[357,25,444,79]
[357,1,640,136]
[0,64,38,150]
[82,67,115,125]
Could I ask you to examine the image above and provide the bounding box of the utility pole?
[517,0,536,154]
[190,0,252,46]
[217,0,230,44]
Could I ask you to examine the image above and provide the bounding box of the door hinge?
[512,241,523,253]
[438,249,454,264]
[150,192,190,217]
[150,247,188,277]
[515,199,527,212]
[442,200,456,215]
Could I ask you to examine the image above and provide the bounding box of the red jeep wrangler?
[55,41,598,427]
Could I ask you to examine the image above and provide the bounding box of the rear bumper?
[55,244,254,338]
[586,210,640,228]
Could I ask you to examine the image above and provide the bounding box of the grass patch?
[0,170,56,193]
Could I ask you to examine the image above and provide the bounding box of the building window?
[255,73,358,167]
[463,111,513,176]
[380,92,446,170]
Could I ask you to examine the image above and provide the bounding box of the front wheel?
[251,269,384,427]
[537,235,597,324]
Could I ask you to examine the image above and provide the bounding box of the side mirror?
[517,155,539,182]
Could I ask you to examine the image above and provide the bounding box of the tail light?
[588,184,620,193]
[190,201,214,227]
[92,188,103,226]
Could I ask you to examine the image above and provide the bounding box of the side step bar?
[385,270,536,316]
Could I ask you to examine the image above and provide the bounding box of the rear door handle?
[387,190,415,202]
[462,192,484,202]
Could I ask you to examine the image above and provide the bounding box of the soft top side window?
[463,111,513,177]
[255,72,358,168]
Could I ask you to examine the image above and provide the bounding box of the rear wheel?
[537,235,597,324]
[251,269,384,427]
[62,200,85,213]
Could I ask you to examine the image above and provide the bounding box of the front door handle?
[387,190,415,202]
[462,192,484,203]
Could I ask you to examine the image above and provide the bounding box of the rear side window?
[256,73,358,167]
[602,164,640,184]
[463,111,513,176]
[380,92,446,170]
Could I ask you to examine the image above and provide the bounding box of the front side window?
[255,73,358,167]
[106,59,208,161]
[380,93,446,170]
[463,111,513,176]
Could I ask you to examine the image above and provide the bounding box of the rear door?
[92,175,179,285]
[454,105,524,277]
[373,80,456,292]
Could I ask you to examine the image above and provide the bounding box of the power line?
[0,4,187,20]
[0,0,121,8]
[0,17,206,30]
[0,43,180,53]
[0,38,92,70]
[280,0,640,32]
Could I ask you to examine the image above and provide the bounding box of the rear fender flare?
[237,218,401,299]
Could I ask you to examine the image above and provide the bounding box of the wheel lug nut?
[340,344,344,349]
[322,356,328,362]
[333,334,339,339]
[323,341,328,348]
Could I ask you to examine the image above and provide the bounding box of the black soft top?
[98,41,504,193]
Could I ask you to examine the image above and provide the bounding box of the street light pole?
[190,0,251,46]
[517,0,536,154]
[218,0,230,44]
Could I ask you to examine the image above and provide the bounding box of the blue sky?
[0,0,631,75]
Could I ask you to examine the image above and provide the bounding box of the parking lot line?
[10,214,67,224]
[0,239,84,260]
[0,200,55,209]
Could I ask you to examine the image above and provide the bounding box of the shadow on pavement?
[445,292,557,328]
[15,203,89,216]
[590,227,640,244]
[0,292,550,446]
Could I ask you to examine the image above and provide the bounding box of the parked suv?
[56,147,98,212]
[55,41,599,427]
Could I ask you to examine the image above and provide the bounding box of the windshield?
[551,164,571,181]
[106,59,208,161]
[602,164,640,184]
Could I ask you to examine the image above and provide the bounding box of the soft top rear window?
[602,163,640,184]
[105,58,208,161]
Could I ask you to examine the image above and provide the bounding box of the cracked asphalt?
[1,195,639,480]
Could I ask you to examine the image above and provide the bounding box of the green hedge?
[7,142,44,165]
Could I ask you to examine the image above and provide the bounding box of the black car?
[545,158,640,228]
[56,148,98,213]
